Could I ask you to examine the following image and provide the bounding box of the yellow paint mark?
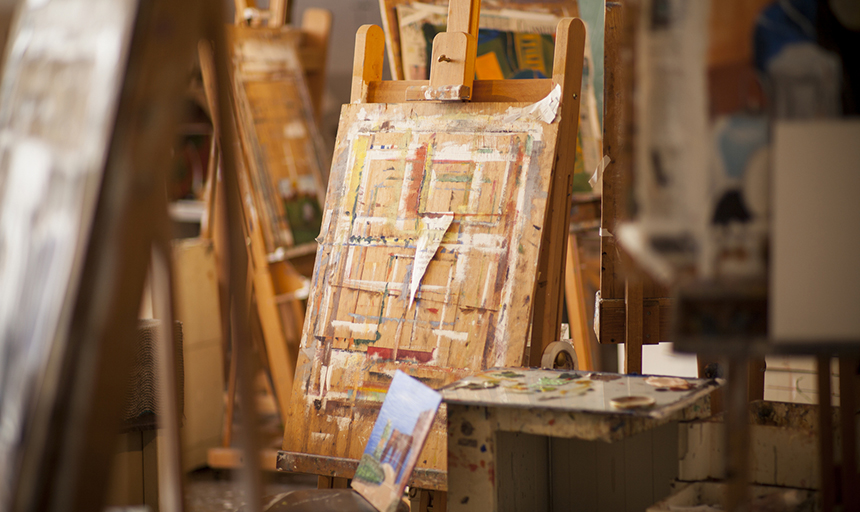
[347,136,371,215]
[475,52,505,80]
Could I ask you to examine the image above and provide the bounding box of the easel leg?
[317,476,349,489]
[725,355,750,512]
[839,356,859,509]
[433,490,447,512]
[624,276,643,374]
[565,233,595,371]
[818,355,835,512]
[221,329,238,448]
[747,357,765,402]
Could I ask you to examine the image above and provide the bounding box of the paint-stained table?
[441,368,721,512]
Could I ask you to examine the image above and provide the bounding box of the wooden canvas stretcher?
[280,0,585,490]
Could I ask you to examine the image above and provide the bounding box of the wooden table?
[441,368,720,512]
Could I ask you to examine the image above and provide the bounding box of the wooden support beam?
[599,1,626,301]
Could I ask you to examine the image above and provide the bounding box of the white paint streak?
[320,364,329,394]
[283,120,307,139]
[441,233,506,254]
[331,320,379,336]
[316,209,333,244]
[432,329,469,342]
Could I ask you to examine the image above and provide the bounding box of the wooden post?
[725,356,751,512]
[351,25,385,104]
[599,1,626,303]
[818,355,835,512]
[427,0,480,98]
[268,0,289,27]
[624,272,643,374]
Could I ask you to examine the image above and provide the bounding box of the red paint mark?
[402,144,427,219]
[548,419,556,426]
[488,467,495,484]
[366,346,434,364]
[480,460,485,468]
[468,464,478,472]
[427,308,439,314]
[367,347,394,360]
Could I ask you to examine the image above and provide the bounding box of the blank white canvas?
[771,120,860,342]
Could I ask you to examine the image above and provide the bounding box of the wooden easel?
[279,0,585,506]
[203,7,334,471]
[233,0,291,28]
[594,0,669,374]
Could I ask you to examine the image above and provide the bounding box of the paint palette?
[442,368,720,419]
[609,395,656,410]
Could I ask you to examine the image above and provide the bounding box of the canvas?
[284,90,566,470]
[351,370,442,512]
[229,27,329,257]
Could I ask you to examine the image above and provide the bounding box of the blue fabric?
[753,0,818,71]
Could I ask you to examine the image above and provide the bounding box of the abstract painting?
[284,91,564,471]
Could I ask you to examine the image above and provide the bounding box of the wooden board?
[284,72,573,472]
[229,25,329,259]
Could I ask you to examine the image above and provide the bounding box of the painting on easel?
[352,370,442,511]
[229,26,329,257]
[285,88,567,466]
[282,10,585,480]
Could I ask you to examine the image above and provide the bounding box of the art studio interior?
[0,0,858,511]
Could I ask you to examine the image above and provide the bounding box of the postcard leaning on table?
[351,370,442,512]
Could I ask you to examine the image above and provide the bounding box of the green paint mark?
[518,243,525,254]
[354,331,381,346]
[436,173,473,183]
[478,148,494,154]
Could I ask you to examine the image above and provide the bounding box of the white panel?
[771,120,860,342]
